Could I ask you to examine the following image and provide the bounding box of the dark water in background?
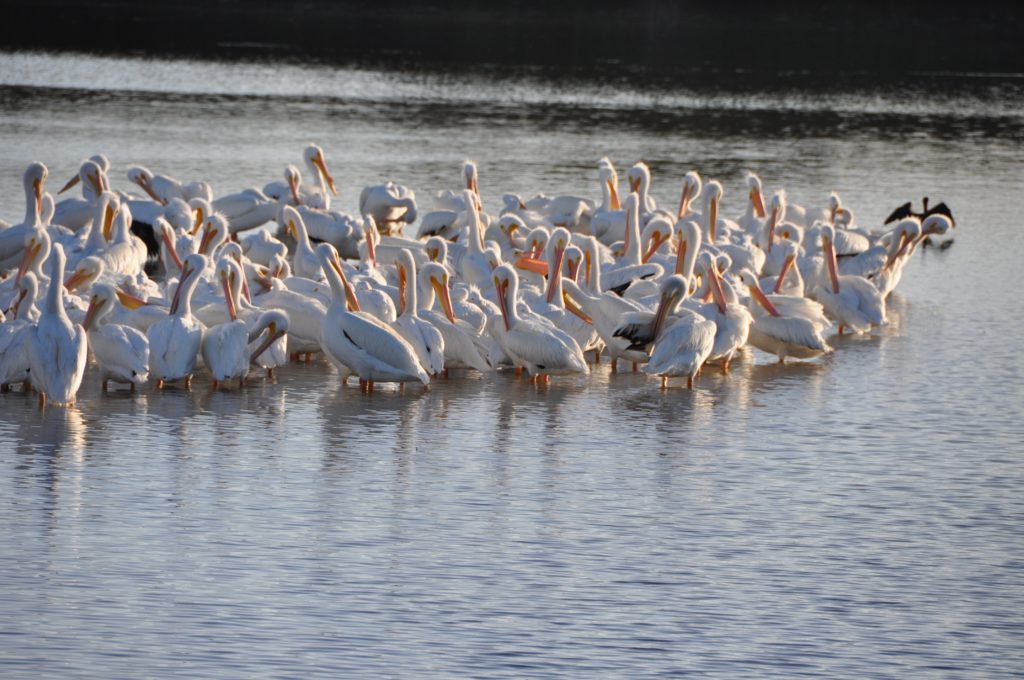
[1,50,1023,677]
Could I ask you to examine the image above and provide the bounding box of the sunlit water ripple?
[0,51,1022,678]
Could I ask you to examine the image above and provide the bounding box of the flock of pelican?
[0,146,953,405]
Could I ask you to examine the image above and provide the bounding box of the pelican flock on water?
[0,148,955,405]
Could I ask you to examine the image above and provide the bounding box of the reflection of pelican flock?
[0,151,954,403]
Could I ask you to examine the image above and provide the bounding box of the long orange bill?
[608,180,621,211]
[677,184,692,220]
[170,266,192,315]
[709,197,718,243]
[546,246,565,304]
[750,284,780,317]
[198,226,215,255]
[15,241,40,286]
[774,255,795,294]
[116,287,148,310]
[140,177,166,206]
[58,174,80,195]
[331,256,360,312]
[642,234,667,264]
[64,268,89,292]
[824,237,840,294]
[316,154,337,196]
[563,292,592,324]
[766,207,779,254]
[751,187,766,218]
[83,297,101,331]
[432,276,456,323]
[221,274,237,322]
[161,228,184,272]
[11,287,28,319]
[707,265,727,314]
[674,237,687,275]
[397,264,407,316]
[515,255,548,276]
[494,276,511,331]
[34,179,43,217]
[289,173,301,205]
[250,325,285,363]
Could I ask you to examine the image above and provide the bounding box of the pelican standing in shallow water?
[28,244,88,406]
[491,263,588,381]
[82,283,150,391]
[148,254,208,388]
[317,244,428,391]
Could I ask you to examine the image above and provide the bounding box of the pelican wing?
[755,315,830,352]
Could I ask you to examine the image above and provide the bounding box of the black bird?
[884,197,956,227]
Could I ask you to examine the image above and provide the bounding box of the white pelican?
[626,161,657,214]
[97,203,147,277]
[698,252,753,371]
[491,264,588,380]
[812,225,886,334]
[82,283,149,390]
[281,205,324,280]
[53,159,106,231]
[264,145,337,209]
[213,187,279,233]
[148,254,208,388]
[643,276,717,388]
[252,278,326,361]
[240,228,288,266]
[317,245,428,391]
[393,249,444,376]
[0,273,39,392]
[359,182,417,236]
[246,310,290,378]
[456,190,494,289]
[0,163,47,270]
[28,245,88,406]
[601,194,663,295]
[736,270,831,363]
[737,172,767,236]
[201,262,253,389]
[589,165,626,246]
[417,262,494,373]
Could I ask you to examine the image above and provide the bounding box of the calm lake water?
[1,51,1023,677]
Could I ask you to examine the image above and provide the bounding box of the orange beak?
[774,255,795,294]
[749,283,780,317]
[515,255,548,276]
[397,263,407,315]
[83,296,101,331]
[64,268,89,292]
[15,239,40,285]
[677,183,692,220]
[314,153,337,196]
[608,179,621,211]
[116,287,148,310]
[431,275,456,323]
[750,187,766,218]
[494,276,511,331]
[161,227,184,272]
[58,173,80,195]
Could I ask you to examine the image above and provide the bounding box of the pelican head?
[627,161,651,194]
[64,256,104,294]
[304,144,336,196]
[24,161,47,218]
[424,236,447,264]
[745,171,766,218]
[640,216,673,263]
[16,228,50,285]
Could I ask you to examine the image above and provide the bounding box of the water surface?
[1,51,1023,678]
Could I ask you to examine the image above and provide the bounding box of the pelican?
[28,245,88,406]
[0,273,39,392]
[0,163,47,270]
[240,228,288,266]
[317,244,428,390]
[601,194,663,295]
[589,165,626,246]
[82,283,149,390]
[417,262,494,373]
[212,187,279,233]
[148,254,208,388]
[698,252,753,371]
[736,270,831,363]
[264,145,337,209]
[812,225,886,334]
[280,205,324,280]
[456,190,494,289]
[359,182,417,236]
[393,249,445,375]
[97,202,147,276]
[626,161,657,214]
[737,172,767,236]
[201,261,253,388]
[491,264,588,380]
[643,276,717,388]
[53,159,106,231]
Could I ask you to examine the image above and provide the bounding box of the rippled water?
[1,51,1023,677]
